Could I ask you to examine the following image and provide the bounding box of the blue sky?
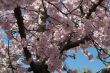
[0,28,106,73]
[54,47,106,73]
[0,28,9,44]
[0,28,13,45]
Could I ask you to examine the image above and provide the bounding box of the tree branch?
[86,0,104,19]
[7,40,15,73]
[89,35,110,65]
[14,6,31,60]
[14,6,50,73]
[46,1,68,16]
[59,34,91,54]
[14,6,26,39]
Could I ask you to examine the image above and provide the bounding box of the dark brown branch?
[42,0,47,13]
[97,67,110,73]
[46,0,83,16]
[7,40,15,73]
[79,5,85,17]
[94,44,107,66]
[59,34,91,54]
[60,2,71,13]
[100,68,110,73]
[30,61,49,73]
[86,0,104,19]
[68,0,83,14]
[46,1,68,16]
[23,47,31,60]
[14,6,50,73]
[41,0,49,23]
[14,6,26,39]
[14,6,31,60]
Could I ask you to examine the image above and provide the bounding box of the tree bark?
[59,34,91,54]
[86,0,104,19]
[14,6,50,73]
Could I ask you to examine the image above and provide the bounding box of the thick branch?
[14,6,31,60]
[14,6,26,39]
[86,0,104,19]
[14,6,50,73]
[59,35,91,54]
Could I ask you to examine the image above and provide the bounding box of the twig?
[7,40,15,73]
[64,0,83,15]
[46,1,68,16]
[88,34,110,66]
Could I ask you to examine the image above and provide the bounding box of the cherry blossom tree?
[0,0,110,73]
